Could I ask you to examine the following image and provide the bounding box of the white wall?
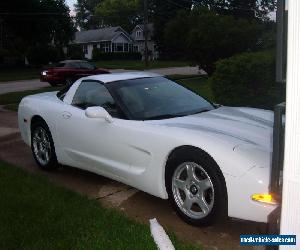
[85,44,93,60]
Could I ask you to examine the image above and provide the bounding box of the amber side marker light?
[251,194,278,205]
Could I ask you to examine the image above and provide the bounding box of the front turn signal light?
[251,193,277,205]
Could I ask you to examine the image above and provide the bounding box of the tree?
[0,0,75,64]
[94,0,141,32]
[74,0,102,29]
[165,7,264,74]
[150,0,193,57]
[193,0,276,20]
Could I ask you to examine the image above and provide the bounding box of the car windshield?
[110,77,214,120]
[79,61,96,69]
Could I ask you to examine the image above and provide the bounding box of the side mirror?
[85,106,113,123]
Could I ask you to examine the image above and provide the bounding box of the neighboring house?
[73,24,158,60]
[131,23,159,60]
[73,26,134,59]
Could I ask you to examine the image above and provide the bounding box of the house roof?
[135,23,154,33]
[131,23,154,40]
[74,26,132,44]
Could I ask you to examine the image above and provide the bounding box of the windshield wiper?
[145,114,183,120]
[187,108,212,116]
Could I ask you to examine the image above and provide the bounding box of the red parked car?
[40,60,110,86]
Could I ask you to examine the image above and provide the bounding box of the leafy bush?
[67,44,85,60]
[27,45,65,66]
[92,49,141,61]
[164,7,265,75]
[0,48,24,68]
[210,51,284,109]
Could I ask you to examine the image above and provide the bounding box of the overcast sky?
[66,0,77,14]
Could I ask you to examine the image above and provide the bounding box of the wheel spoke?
[196,195,210,214]
[197,178,212,191]
[183,196,193,210]
[44,141,51,150]
[44,150,50,162]
[186,164,195,181]
[33,127,51,166]
[41,129,47,142]
[174,178,186,191]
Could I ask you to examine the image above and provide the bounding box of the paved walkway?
[0,79,49,94]
[0,66,204,95]
[0,107,265,250]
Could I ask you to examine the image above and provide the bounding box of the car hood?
[147,106,273,150]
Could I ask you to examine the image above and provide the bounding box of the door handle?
[62,111,72,119]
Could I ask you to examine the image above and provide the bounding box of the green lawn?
[0,86,61,110]
[0,161,201,250]
[0,68,40,82]
[175,76,214,102]
[94,60,190,70]
[0,61,190,82]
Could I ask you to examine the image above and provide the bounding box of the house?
[73,24,158,60]
[73,26,134,59]
[131,23,159,60]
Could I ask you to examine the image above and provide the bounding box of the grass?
[0,161,202,250]
[0,61,190,82]
[175,76,214,102]
[0,86,61,106]
[0,68,40,82]
[94,60,190,70]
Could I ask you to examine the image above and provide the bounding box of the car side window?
[72,81,121,118]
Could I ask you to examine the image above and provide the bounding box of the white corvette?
[18,72,277,225]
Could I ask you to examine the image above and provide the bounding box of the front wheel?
[31,121,58,170]
[48,81,58,87]
[166,149,227,226]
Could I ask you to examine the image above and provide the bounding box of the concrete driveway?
[0,107,265,250]
[0,66,204,94]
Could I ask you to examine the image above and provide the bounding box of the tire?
[31,120,58,171]
[166,147,227,226]
[48,81,58,87]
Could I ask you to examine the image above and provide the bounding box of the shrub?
[27,45,65,66]
[210,51,284,110]
[92,49,141,61]
[67,44,85,60]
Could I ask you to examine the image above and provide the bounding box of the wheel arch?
[165,145,228,212]
[30,115,47,130]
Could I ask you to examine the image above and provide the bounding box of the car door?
[56,80,154,181]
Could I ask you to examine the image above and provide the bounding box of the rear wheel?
[166,148,227,226]
[31,120,58,170]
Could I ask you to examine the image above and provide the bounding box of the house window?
[101,42,111,53]
[116,43,124,52]
[136,30,142,38]
[129,44,133,52]
[83,45,88,54]
[133,45,139,52]
[124,43,129,52]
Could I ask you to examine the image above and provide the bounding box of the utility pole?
[0,19,3,49]
[143,0,149,67]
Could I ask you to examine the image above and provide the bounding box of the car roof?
[60,60,88,63]
[83,72,161,83]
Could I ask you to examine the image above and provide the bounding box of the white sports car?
[18,72,277,225]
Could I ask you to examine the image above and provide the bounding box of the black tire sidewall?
[166,149,227,226]
[31,121,58,171]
